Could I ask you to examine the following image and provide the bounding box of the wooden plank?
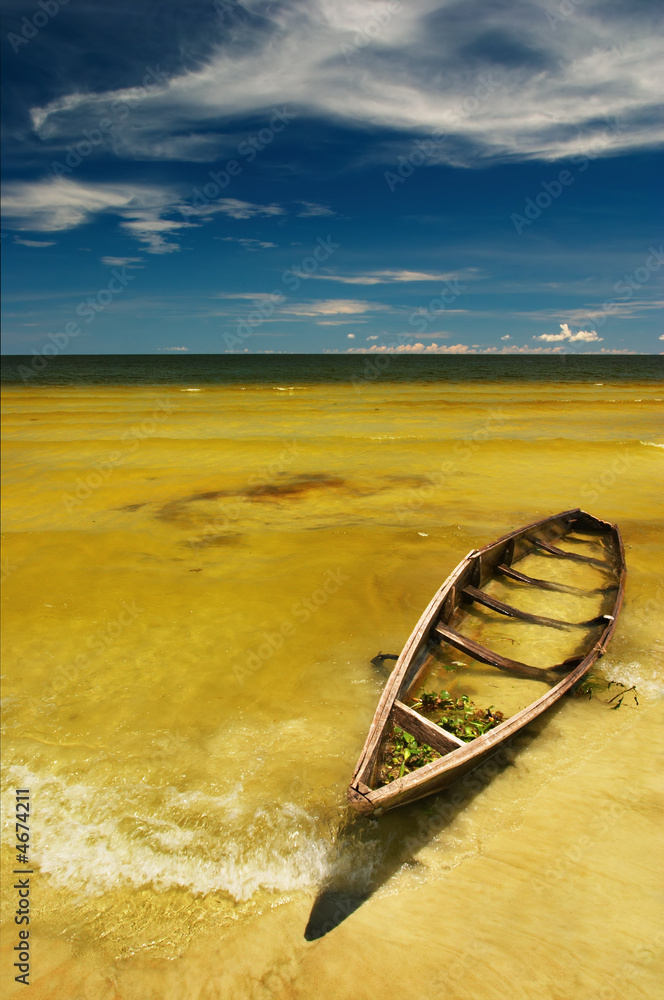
[351,551,478,786]
[462,584,611,630]
[393,700,466,753]
[496,563,615,596]
[525,535,613,569]
[433,623,561,682]
[348,511,626,815]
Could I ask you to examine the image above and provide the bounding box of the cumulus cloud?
[340,341,591,354]
[26,1,664,165]
[501,334,511,340]
[346,342,474,354]
[347,333,356,338]
[534,323,603,343]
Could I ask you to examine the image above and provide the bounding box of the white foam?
[1,765,379,902]
[640,440,664,448]
[603,661,664,701]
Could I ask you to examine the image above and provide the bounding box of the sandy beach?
[1,356,663,999]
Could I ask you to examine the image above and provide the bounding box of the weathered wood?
[496,563,615,596]
[433,623,560,682]
[462,584,612,630]
[525,535,613,569]
[393,700,466,753]
[348,508,626,815]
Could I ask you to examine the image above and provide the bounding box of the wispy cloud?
[297,202,335,217]
[217,237,278,250]
[158,346,189,351]
[13,236,56,247]
[1,178,286,253]
[26,1,664,165]
[314,269,476,285]
[100,256,144,268]
[283,299,390,317]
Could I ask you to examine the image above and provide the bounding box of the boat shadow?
[304,705,564,941]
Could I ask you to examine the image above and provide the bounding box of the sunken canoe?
[348,508,625,816]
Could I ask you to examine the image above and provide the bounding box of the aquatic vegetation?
[378,727,440,785]
[412,690,505,740]
[573,673,638,708]
[377,691,505,785]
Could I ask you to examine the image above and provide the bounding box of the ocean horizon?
[3,352,663,387]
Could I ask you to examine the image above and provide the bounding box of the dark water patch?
[188,490,228,502]
[244,473,346,500]
[117,502,147,512]
[155,474,348,524]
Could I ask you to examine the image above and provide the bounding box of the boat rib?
[462,584,612,630]
[525,534,613,569]
[496,563,616,596]
[433,622,572,683]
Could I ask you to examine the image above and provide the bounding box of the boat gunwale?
[348,508,626,814]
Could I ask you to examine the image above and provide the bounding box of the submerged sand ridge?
[1,374,662,998]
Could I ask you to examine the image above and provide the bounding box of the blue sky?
[2,0,662,355]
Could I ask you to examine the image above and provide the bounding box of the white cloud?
[185,198,284,220]
[27,1,664,165]
[212,292,283,301]
[158,346,189,351]
[347,333,356,339]
[13,236,55,247]
[100,256,144,268]
[659,335,664,340]
[119,215,195,254]
[340,341,595,354]
[297,202,335,217]
[217,237,277,250]
[501,334,511,340]
[316,319,368,325]
[315,269,474,285]
[0,178,285,254]
[284,299,389,316]
[366,335,379,340]
[534,323,603,343]
[346,342,474,354]
[1,178,156,232]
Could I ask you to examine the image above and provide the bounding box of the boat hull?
[348,509,625,816]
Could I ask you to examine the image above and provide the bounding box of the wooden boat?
[348,508,625,816]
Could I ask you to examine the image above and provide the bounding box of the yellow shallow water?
[1,377,663,999]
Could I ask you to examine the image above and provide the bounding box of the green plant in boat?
[378,727,440,786]
[411,690,505,741]
[377,691,506,786]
